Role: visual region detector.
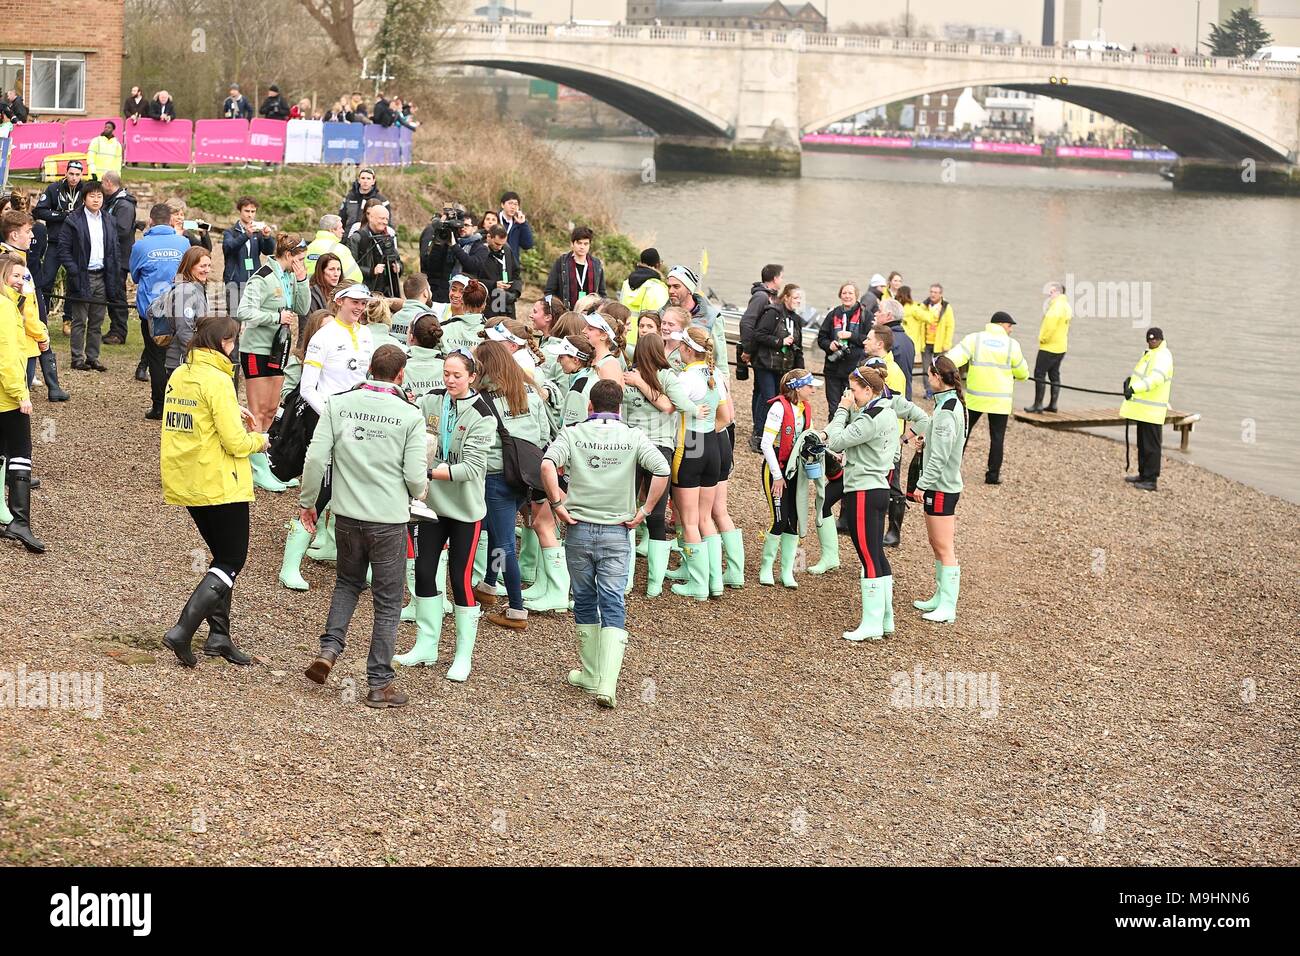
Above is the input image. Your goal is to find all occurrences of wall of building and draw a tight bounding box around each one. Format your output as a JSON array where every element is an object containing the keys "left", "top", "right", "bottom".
[{"left": 0, "top": 0, "right": 122, "bottom": 118}]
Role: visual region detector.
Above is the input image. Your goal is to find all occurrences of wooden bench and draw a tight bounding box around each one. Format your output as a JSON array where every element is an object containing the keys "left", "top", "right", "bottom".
[{"left": 1012, "top": 407, "right": 1201, "bottom": 451}]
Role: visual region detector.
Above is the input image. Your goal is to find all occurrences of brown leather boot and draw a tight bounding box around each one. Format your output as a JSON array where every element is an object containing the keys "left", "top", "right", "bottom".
[
  {"left": 304, "top": 647, "right": 339, "bottom": 684},
  {"left": 473, "top": 583, "right": 500, "bottom": 606},
  {"left": 486, "top": 607, "right": 528, "bottom": 630},
  {"left": 364, "top": 683, "right": 409, "bottom": 708}
]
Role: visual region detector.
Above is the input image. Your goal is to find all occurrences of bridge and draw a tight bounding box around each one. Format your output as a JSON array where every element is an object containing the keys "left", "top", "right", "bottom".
[{"left": 445, "top": 20, "right": 1300, "bottom": 180}]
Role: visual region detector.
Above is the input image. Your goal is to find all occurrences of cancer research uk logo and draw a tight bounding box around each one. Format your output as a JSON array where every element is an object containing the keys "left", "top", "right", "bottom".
[{"left": 50, "top": 886, "right": 152, "bottom": 936}]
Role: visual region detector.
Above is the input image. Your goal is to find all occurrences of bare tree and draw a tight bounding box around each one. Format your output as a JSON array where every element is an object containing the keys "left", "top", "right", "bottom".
[{"left": 295, "top": 0, "right": 365, "bottom": 68}]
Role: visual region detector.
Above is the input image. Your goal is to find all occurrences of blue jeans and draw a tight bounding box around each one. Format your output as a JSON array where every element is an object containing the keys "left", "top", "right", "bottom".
[
  {"left": 565, "top": 521, "right": 630, "bottom": 630},
  {"left": 483, "top": 472, "right": 526, "bottom": 610},
  {"left": 752, "top": 368, "right": 780, "bottom": 436}
]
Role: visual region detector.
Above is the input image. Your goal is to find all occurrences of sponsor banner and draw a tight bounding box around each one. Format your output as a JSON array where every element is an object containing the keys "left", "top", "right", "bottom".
[
  {"left": 972, "top": 141, "right": 1042, "bottom": 155},
  {"left": 193, "top": 119, "right": 250, "bottom": 164},
  {"left": 916, "top": 138, "right": 974, "bottom": 150},
  {"left": 398, "top": 126, "right": 414, "bottom": 165},
  {"left": 363, "top": 124, "right": 402, "bottom": 165},
  {"left": 64, "top": 117, "right": 124, "bottom": 154},
  {"left": 285, "top": 119, "right": 324, "bottom": 164},
  {"left": 1057, "top": 145, "right": 1131, "bottom": 160},
  {"left": 124, "top": 118, "right": 193, "bottom": 164},
  {"left": 321, "top": 122, "right": 366, "bottom": 164},
  {"left": 1130, "top": 148, "right": 1178, "bottom": 162},
  {"left": 801, "top": 133, "right": 914, "bottom": 149},
  {"left": 245, "top": 118, "right": 287, "bottom": 163},
  {"left": 6, "top": 122, "right": 63, "bottom": 170}
]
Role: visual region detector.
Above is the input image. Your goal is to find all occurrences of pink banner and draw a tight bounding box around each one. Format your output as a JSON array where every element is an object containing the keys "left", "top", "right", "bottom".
[
  {"left": 6, "top": 122, "right": 63, "bottom": 170},
  {"left": 63, "top": 117, "right": 124, "bottom": 154},
  {"left": 972, "top": 141, "right": 1042, "bottom": 156},
  {"left": 244, "top": 119, "right": 287, "bottom": 163},
  {"left": 801, "top": 133, "right": 913, "bottom": 149},
  {"left": 123, "top": 117, "right": 193, "bottom": 164},
  {"left": 194, "top": 118, "right": 250, "bottom": 164},
  {"left": 1056, "top": 145, "right": 1133, "bottom": 160}
]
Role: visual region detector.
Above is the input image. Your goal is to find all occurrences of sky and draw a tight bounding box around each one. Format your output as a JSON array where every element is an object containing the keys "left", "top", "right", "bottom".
[{"left": 504, "top": 0, "right": 1260, "bottom": 49}]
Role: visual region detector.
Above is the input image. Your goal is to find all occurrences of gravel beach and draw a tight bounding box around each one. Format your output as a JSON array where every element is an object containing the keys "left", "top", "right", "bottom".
[{"left": 1, "top": 341, "right": 1296, "bottom": 866}]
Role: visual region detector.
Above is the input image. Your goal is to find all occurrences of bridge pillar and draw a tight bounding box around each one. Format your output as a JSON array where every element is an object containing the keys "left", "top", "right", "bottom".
[
  {"left": 1171, "top": 158, "right": 1300, "bottom": 195},
  {"left": 655, "top": 41, "right": 804, "bottom": 177}
]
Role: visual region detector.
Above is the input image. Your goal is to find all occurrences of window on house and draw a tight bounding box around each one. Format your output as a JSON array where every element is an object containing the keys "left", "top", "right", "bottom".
[
  {"left": 922, "top": 94, "right": 931, "bottom": 106},
  {"left": 29, "top": 52, "right": 84, "bottom": 111},
  {"left": 918, "top": 110, "right": 927, "bottom": 124},
  {"left": 938, "top": 111, "right": 946, "bottom": 126},
  {"left": 940, "top": 94, "right": 949, "bottom": 107},
  {"left": 0, "top": 52, "right": 23, "bottom": 100}
]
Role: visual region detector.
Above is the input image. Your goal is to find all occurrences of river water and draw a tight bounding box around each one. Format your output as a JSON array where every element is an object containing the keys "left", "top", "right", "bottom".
[{"left": 548, "top": 137, "right": 1300, "bottom": 503}]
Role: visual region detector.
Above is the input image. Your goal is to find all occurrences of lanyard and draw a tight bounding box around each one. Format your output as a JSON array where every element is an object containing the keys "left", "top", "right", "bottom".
[{"left": 574, "top": 260, "right": 588, "bottom": 290}]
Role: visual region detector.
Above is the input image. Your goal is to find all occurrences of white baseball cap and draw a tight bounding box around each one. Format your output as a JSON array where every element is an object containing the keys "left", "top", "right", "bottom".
[
  {"left": 449, "top": 274, "right": 471, "bottom": 288},
  {"left": 333, "top": 284, "right": 371, "bottom": 301}
]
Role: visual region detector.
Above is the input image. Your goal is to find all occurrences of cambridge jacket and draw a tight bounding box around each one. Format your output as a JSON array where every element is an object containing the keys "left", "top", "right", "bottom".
[
  {"left": 299, "top": 380, "right": 429, "bottom": 525},
  {"left": 160, "top": 349, "right": 267, "bottom": 506},
  {"left": 481, "top": 388, "right": 551, "bottom": 474},
  {"left": 914, "top": 389, "right": 966, "bottom": 493},
  {"left": 825, "top": 399, "right": 900, "bottom": 492},
  {"left": 236, "top": 261, "right": 309, "bottom": 356},
  {"left": 417, "top": 389, "right": 495, "bottom": 523}
]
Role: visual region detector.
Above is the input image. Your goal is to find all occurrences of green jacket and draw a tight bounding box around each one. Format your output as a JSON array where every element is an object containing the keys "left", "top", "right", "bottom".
[
  {"left": 417, "top": 389, "right": 494, "bottom": 522},
  {"left": 299, "top": 379, "right": 428, "bottom": 524},
  {"left": 390, "top": 300, "right": 427, "bottom": 341},
  {"left": 561, "top": 368, "right": 597, "bottom": 427},
  {"left": 545, "top": 415, "right": 670, "bottom": 525},
  {"left": 825, "top": 399, "right": 900, "bottom": 492},
  {"left": 404, "top": 346, "right": 445, "bottom": 397},
  {"left": 368, "top": 322, "right": 406, "bottom": 353},
  {"left": 440, "top": 311, "right": 485, "bottom": 356},
  {"left": 236, "top": 261, "right": 309, "bottom": 356},
  {"left": 482, "top": 389, "right": 551, "bottom": 474},
  {"left": 623, "top": 367, "right": 693, "bottom": 449},
  {"left": 916, "top": 389, "right": 965, "bottom": 493}
]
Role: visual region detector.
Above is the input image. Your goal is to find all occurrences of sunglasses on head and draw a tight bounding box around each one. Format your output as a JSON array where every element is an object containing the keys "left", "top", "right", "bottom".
[{"left": 295, "top": 239, "right": 308, "bottom": 250}]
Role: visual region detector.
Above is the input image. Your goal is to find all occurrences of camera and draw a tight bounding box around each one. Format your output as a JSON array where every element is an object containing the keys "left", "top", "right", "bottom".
[{"left": 430, "top": 204, "right": 466, "bottom": 244}]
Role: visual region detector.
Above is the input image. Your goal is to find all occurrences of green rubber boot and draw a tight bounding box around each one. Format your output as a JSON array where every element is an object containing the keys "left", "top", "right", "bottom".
[
  {"left": 844, "top": 577, "right": 886, "bottom": 642},
  {"left": 921, "top": 564, "right": 960, "bottom": 623},
  {"left": 399, "top": 558, "right": 417, "bottom": 622},
  {"left": 758, "top": 533, "right": 780, "bottom": 586},
  {"left": 518, "top": 526, "right": 540, "bottom": 585},
  {"left": 445, "top": 604, "right": 481, "bottom": 682},
  {"left": 720, "top": 529, "right": 745, "bottom": 588},
  {"left": 806, "top": 519, "right": 841, "bottom": 575},
  {"left": 644, "top": 538, "right": 672, "bottom": 597},
  {"left": 595, "top": 627, "right": 629, "bottom": 709},
  {"left": 883, "top": 575, "right": 895, "bottom": 635},
  {"left": 471, "top": 529, "right": 488, "bottom": 587},
  {"left": 779, "top": 533, "right": 800, "bottom": 588},
  {"left": 0, "top": 459, "right": 12, "bottom": 527},
  {"left": 635, "top": 523, "right": 649, "bottom": 557},
  {"left": 250, "top": 451, "right": 290, "bottom": 493},
  {"left": 912, "top": 561, "right": 943, "bottom": 612},
  {"left": 393, "top": 595, "right": 444, "bottom": 666},
  {"left": 670, "top": 543, "right": 709, "bottom": 601},
  {"left": 306, "top": 509, "right": 336, "bottom": 562},
  {"left": 624, "top": 529, "right": 636, "bottom": 596},
  {"left": 705, "top": 534, "right": 724, "bottom": 598},
  {"left": 525, "top": 546, "right": 570, "bottom": 613},
  {"left": 278, "top": 519, "right": 312, "bottom": 591},
  {"left": 567, "top": 622, "right": 601, "bottom": 692},
  {"left": 664, "top": 529, "right": 687, "bottom": 581}
]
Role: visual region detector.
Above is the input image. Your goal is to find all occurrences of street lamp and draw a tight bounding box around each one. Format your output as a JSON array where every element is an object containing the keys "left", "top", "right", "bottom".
[{"left": 1194, "top": 0, "right": 1201, "bottom": 53}]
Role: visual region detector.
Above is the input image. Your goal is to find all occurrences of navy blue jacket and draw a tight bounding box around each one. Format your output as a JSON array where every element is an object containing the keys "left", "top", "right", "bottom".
[
  {"left": 221, "top": 222, "right": 275, "bottom": 286},
  {"left": 56, "top": 207, "right": 123, "bottom": 303},
  {"left": 498, "top": 212, "right": 534, "bottom": 257}
]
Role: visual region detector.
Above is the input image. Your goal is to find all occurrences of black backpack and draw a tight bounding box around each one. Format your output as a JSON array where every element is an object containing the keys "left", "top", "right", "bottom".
[
  {"left": 267, "top": 386, "right": 318, "bottom": 482},
  {"left": 477, "top": 394, "right": 544, "bottom": 492}
]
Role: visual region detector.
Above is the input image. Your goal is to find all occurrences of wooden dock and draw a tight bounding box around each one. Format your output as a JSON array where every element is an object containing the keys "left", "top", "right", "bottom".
[{"left": 1013, "top": 407, "right": 1201, "bottom": 451}]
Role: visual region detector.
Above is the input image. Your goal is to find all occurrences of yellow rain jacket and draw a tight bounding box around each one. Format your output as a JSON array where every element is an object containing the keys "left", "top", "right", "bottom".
[
  {"left": 1120, "top": 341, "right": 1174, "bottom": 425},
  {"left": 1038, "top": 294, "right": 1072, "bottom": 354},
  {"left": 160, "top": 348, "right": 267, "bottom": 506},
  {"left": 0, "top": 243, "right": 48, "bottom": 359},
  {"left": 0, "top": 286, "right": 31, "bottom": 412}
]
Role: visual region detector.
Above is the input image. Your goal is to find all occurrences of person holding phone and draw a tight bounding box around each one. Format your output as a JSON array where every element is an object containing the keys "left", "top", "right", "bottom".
[{"left": 497, "top": 191, "right": 534, "bottom": 258}]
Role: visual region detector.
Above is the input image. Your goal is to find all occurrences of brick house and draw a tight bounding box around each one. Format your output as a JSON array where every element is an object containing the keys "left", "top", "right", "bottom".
[{"left": 0, "top": 0, "right": 124, "bottom": 119}]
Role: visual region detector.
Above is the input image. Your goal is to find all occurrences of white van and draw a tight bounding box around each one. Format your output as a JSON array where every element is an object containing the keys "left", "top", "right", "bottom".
[{"left": 1250, "top": 46, "right": 1300, "bottom": 62}]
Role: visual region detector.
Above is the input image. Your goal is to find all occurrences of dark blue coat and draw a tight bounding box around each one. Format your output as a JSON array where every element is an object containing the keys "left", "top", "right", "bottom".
[{"left": 56, "top": 207, "right": 123, "bottom": 303}]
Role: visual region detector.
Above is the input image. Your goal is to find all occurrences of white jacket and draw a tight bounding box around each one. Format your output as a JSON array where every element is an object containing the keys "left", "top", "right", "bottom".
[{"left": 301, "top": 318, "right": 374, "bottom": 415}]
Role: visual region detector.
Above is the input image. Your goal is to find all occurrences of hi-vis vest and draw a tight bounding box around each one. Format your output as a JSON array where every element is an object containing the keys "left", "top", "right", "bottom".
[
  {"left": 1120, "top": 342, "right": 1174, "bottom": 425},
  {"left": 948, "top": 324, "right": 1027, "bottom": 415}
]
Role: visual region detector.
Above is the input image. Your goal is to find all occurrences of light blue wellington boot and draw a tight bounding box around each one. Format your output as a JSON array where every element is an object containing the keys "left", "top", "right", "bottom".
[
  {"left": 278, "top": 520, "right": 312, "bottom": 591},
  {"left": 921, "top": 565, "right": 960, "bottom": 624},
  {"left": 567, "top": 622, "right": 601, "bottom": 692},
  {"left": 394, "top": 595, "right": 445, "bottom": 666},
  {"left": 446, "top": 605, "right": 481, "bottom": 681},
  {"left": 720, "top": 529, "right": 746, "bottom": 588},
  {"left": 844, "top": 577, "right": 886, "bottom": 642}
]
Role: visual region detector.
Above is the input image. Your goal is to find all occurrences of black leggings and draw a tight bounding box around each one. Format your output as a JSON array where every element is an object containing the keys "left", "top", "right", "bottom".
[
  {"left": 841, "top": 488, "right": 891, "bottom": 578},
  {"left": 823, "top": 472, "right": 844, "bottom": 520},
  {"left": 762, "top": 460, "right": 800, "bottom": 536},
  {"left": 412, "top": 516, "right": 482, "bottom": 607},
  {"left": 638, "top": 443, "right": 673, "bottom": 540},
  {"left": 0, "top": 409, "right": 33, "bottom": 471},
  {"left": 186, "top": 502, "right": 250, "bottom": 582}
]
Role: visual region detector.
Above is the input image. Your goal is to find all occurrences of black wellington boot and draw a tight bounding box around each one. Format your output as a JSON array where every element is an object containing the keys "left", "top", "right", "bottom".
[
  {"left": 40, "top": 350, "right": 70, "bottom": 402},
  {"left": 883, "top": 497, "right": 904, "bottom": 548},
  {"left": 2, "top": 472, "right": 45, "bottom": 553},
  {"left": 1025, "top": 380, "right": 1045, "bottom": 413},
  {"left": 203, "top": 588, "right": 252, "bottom": 665},
  {"left": 1045, "top": 384, "right": 1060, "bottom": 413},
  {"left": 163, "top": 572, "right": 229, "bottom": 668}
]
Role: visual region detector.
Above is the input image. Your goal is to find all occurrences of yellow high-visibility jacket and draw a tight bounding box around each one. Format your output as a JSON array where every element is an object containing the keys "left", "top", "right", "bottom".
[
  {"left": 1120, "top": 341, "right": 1174, "bottom": 425},
  {"left": 1038, "top": 294, "right": 1072, "bottom": 354},
  {"left": 160, "top": 348, "right": 267, "bottom": 506},
  {"left": 0, "top": 286, "right": 31, "bottom": 412},
  {"left": 86, "top": 135, "right": 124, "bottom": 177},
  {"left": 945, "top": 324, "right": 1029, "bottom": 415}
]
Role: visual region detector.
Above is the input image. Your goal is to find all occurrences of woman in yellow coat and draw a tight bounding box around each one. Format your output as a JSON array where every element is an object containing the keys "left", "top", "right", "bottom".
[
  {"left": 160, "top": 315, "right": 269, "bottom": 668},
  {"left": 0, "top": 254, "right": 43, "bottom": 552}
]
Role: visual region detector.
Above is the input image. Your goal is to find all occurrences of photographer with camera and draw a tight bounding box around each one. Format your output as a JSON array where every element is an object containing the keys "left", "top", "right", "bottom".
[
  {"left": 817, "top": 282, "right": 867, "bottom": 417},
  {"left": 452, "top": 224, "right": 521, "bottom": 320},
  {"left": 419, "top": 204, "right": 477, "bottom": 302},
  {"left": 348, "top": 201, "right": 402, "bottom": 300}
]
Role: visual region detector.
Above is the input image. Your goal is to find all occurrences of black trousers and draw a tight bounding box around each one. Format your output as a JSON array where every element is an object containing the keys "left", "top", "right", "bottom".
[
  {"left": 186, "top": 502, "right": 250, "bottom": 581},
  {"left": 824, "top": 375, "right": 848, "bottom": 419},
  {"left": 762, "top": 461, "right": 800, "bottom": 536},
  {"left": 637, "top": 443, "right": 673, "bottom": 540},
  {"left": 412, "top": 516, "right": 482, "bottom": 606},
  {"left": 141, "top": 318, "right": 168, "bottom": 412},
  {"left": 1136, "top": 421, "right": 1162, "bottom": 480},
  {"left": 841, "top": 487, "right": 891, "bottom": 578},
  {"left": 966, "top": 410, "right": 1008, "bottom": 477},
  {"left": 106, "top": 269, "right": 130, "bottom": 341},
  {"left": 1034, "top": 350, "right": 1064, "bottom": 385}
]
